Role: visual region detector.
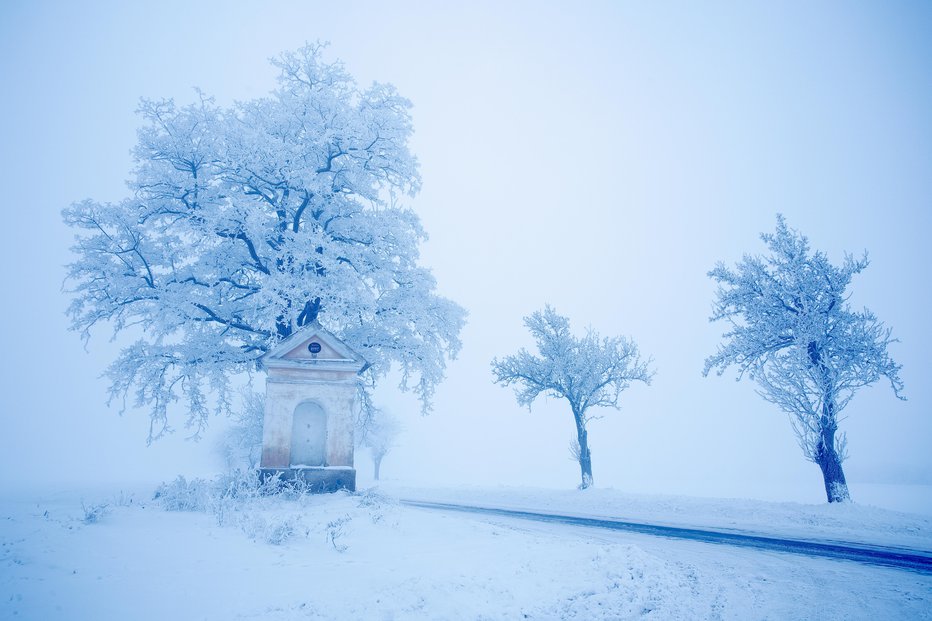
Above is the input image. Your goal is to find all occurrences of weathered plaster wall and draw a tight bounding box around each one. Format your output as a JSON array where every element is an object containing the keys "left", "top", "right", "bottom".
[{"left": 260, "top": 371, "right": 357, "bottom": 469}]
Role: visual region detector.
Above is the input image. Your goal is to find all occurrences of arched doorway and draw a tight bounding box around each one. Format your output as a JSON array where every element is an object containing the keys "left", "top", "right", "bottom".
[{"left": 291, "top": 401, "right": 327, "bottom": 466}]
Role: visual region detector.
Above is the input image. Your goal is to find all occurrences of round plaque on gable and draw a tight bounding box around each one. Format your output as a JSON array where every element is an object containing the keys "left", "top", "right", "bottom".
[{"left": 308, "top": 342, "right": 322, "bottom": 354}]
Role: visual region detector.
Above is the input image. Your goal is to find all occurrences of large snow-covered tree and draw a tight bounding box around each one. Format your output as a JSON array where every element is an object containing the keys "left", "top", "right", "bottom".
[
  {"left": 63, "top": 44, "right": 466, "bottom": 442},
  {"left": 703, "top": 215, "right": 904, "bottom": 503},
  {"left": 491, "top": 307, "right": 653, "bottom": 489}
]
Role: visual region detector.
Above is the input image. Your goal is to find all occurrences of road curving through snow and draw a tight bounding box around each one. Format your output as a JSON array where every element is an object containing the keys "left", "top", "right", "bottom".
[{"left": 402, "top": 499, "right": 932, "bottom": 574}]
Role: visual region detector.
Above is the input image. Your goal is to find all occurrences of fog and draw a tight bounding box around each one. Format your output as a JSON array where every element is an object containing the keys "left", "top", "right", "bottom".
[{"left": 2, "top": 1, "right": 930, "bottom": 508}]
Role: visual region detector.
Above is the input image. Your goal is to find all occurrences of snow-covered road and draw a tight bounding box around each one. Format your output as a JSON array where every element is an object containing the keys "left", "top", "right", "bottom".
[
  {"left": 423, "top": 507, "right": 932, "bottom": 620},
  {"left": 3, "top": 486, "right": 931, "bottom": 619},
  {"left": 402, "top": 499, "right": 932, "bottom": 573}
]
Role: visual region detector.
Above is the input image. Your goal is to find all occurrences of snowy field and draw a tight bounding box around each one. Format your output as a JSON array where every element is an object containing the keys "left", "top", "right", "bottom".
[{"left": 2, "top": 482, "right": 931, "bottom": 620}]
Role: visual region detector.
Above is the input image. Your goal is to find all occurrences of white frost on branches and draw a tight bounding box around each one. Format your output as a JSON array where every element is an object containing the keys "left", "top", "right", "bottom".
[
  {"left": 492, "top": 307, "right": 652, "bottom": 422},
  {"left": 491, "top": 306, "right": 652, "bottom": 488},
  {"left": 703, "top": 215, "right": 904, "bottom": 501},
  {"left": 63, "top": 44, "right": 466, "bottom": 442}
]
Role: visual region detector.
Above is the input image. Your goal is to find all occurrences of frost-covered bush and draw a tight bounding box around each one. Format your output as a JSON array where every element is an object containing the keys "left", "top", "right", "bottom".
[
  {"left": 326, "top": 515, "right": 351, "bottom": 552},
  {"left": 355, "top": 487, "right": 398, "bottom": 524},
  {"left": 264, "top": 518, "right": 298, "bottom": 546},
  {"left": 214, "top": 469, "right": 267, "bottom": 500},
  {"left": 155, "top": 469, "right": 287, "bottom": 514},
  {"left": 153, "top": 470, "right": 395, "bottom": 550},
  {"left": 153, "top": 476, "right": 213, "bottom": 512},
  {"left": 81, "top": 501, "right": 110, "bottom": 524},
  {"left": 238, "top": 511, "right": 299, "bottom": 545},
  {"left": 254, "top": 472, "right": 313, "bottom": 499}
]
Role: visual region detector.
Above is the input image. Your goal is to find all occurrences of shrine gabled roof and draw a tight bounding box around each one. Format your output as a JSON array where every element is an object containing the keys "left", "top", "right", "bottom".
[{"left": 261, "top": 322, "right": 368, "bottom": 373}]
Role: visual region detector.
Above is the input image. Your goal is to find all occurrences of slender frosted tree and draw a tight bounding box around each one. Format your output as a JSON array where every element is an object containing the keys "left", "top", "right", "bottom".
[
  {"left": 218, "top": 390, "right": 265, "bottom": 471},
  {"left": 361, "top": 409, "right": 402, "bottom": 481},
  {"left": 704, "top": 216, "right": 904, "bottom": 502},
  {"left": 63, "top": 44, "right": 466, "bottom": 442},
  {"left": 492, "top": 307, "right": 653, "bottom": 489}
]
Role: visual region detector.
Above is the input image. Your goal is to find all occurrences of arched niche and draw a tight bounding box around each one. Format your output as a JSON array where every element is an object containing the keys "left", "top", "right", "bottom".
[{"left": 290, "top": 401, "right": 327, "bottom": 467}]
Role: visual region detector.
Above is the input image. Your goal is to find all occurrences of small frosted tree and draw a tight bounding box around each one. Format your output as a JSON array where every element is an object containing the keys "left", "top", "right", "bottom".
[
  {"left": 217, "top": 390, "right": 264, "bottom": 471},
  {"left": 62, "top": 44, "right": 465, "bottom": 442},
  {"left": 361, "top": 409, "right": 402, "bottom": 481},
  {"left": 704, "top": 216, "right": 904, "bottom": 503},
  {"left": 492, "top": 306, "right": 653, "bottom": 489}
]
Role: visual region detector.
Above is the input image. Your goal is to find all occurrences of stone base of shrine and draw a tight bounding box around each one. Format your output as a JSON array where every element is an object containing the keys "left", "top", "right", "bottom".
[{"left": 258, "top": 467, "right": 356, "bottom": 493}]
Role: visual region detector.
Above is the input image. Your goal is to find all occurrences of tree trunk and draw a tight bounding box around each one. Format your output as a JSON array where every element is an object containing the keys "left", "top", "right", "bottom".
[
  {"left": 810, "top": 345, "right": 850, "bottom": 503},
  {"left": 573, "top": 410, "right": 593, "bottom": 489},
  {"left": 373, "top": 453, "right": 383, "bottom": 481},
  {"left": 297, "top": 297, "right": 321, "bottom": 326},
  {"left": 815, "top": 421, "right": 850, "bottom": 503}
]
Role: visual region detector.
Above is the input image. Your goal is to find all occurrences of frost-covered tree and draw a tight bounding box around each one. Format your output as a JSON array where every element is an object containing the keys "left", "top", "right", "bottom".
[
  {"left": 217, "top": 390, "right": 264, "bottom": 471},
  {"left": 360, "top": 409, "right": 402, "bottom": 481},
  {"left": 704, "top": 216, "right": 904, "bottom": 503},
  {"left": 63, "top": 44, "right": 466, "bottom": 442},
  {"left": 491, "top": 307, "right": 653, "bottom": 489}
]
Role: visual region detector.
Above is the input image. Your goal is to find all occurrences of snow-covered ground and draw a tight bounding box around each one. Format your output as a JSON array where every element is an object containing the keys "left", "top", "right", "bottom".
[{"left": 2, "top": 482, "right": 931, "bottom": 620}]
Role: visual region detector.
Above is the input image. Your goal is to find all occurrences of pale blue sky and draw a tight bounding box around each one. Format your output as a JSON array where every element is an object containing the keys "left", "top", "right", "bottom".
[{"left": 1, "top": 1, "right": 930, "bottom": 507}]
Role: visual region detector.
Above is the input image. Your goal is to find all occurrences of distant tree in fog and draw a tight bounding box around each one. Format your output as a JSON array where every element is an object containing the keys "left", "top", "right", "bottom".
[
  {"left": 704, "top": 215, "right": 905, "bottom": 503},
  {"left": 218, "top": 390, "right": 264, "bottom": 471},
  {"left": 492, "top": 306, "right": 653, "bottom": 489},
  {"left": 360, "top": 409, "right": 402, "bottom": 481}
]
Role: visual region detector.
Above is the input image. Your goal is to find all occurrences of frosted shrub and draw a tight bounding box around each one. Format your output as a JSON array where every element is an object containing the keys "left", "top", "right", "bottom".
[
  {"left": 216, "top": 469, "right": 263, "bottom": 501},
  {"left": 155, "top": 470, "right": 285, "bottom": 515},
  {"left": 154, "top": 471, "right": 312, "bottom": 545},
  {"left": 153, "top": 476, "right": 212, "bottom": 512},
  {"left": 152, "top": 472, "right": 392, "bottom": 551},
  {"left": 154, "top": 472, "right": 310, "bottom": 515},
  {"left": 256, "top": 472, "right": 312, "bottom": 499},
  {"left": 327, "top": 515, "right": 351, "bottom": 552},
  {"left": 355, "top": 488, "right": 396, "bottom": 524},
  {"left": 263, "top": 516, "right": 298, "bottom": 546},
  {"left": 81, "top": 502, "right": 110, "bottom": 524},
  {"left": 355, "top": 487, "right": 390, "bottom": 509},
  {"left": 237, "top": 512, "right": 298, "bottom": 545},
  {"left": 236, "top": 512, "right": 268, "bottom": 541}
]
